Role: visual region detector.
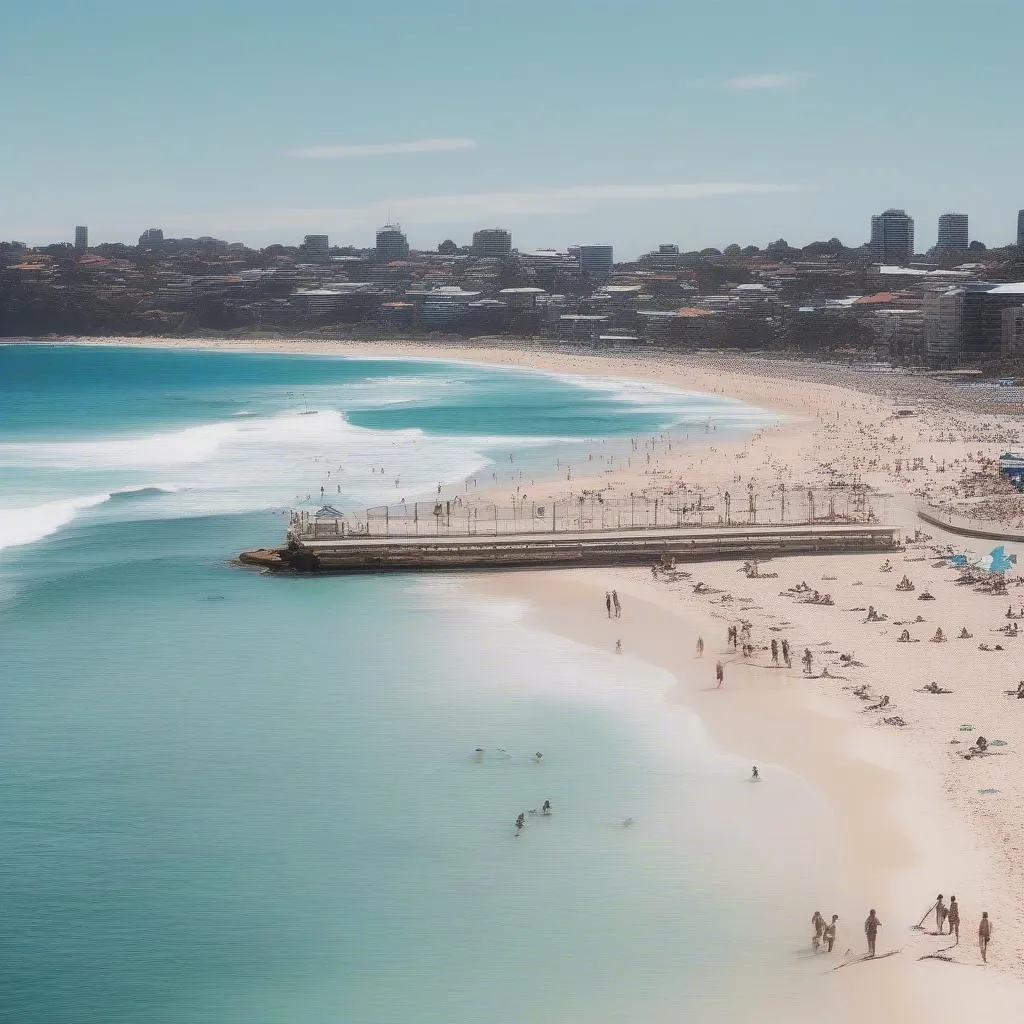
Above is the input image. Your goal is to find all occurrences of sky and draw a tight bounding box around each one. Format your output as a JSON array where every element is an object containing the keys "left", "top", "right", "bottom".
[{"left": 2, "top": 0, "right": 1024, "bottom": 258}]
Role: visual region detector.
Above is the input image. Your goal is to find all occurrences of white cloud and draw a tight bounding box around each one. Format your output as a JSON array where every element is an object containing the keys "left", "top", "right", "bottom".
[
  {"left": 726, "top": 71, "right": 811, "bottom": 91},
  {"left": 221, "top": 181, "right": 810, "bottom": 235},
  {"left": 289, "top": 137, "right": 477, "bottom": 159}
]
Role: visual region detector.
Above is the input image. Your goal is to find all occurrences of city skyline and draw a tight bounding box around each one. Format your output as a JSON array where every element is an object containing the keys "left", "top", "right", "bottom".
[{"left": 4, "top": 0, "right": 1024, "bottom": 257}]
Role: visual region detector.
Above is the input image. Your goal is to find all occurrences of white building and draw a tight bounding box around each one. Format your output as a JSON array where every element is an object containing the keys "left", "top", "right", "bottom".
[{"left": 419, "top": 287, "right": 481, "bottom": 329}]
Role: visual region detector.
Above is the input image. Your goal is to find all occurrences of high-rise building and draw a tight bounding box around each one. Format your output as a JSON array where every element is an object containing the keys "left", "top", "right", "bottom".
[
  {"left": 138, "top": 227, "right": 164, "bottom": 249},
  {"left": 579, "top": 244, "right": 614, "bottom": 279},
  {"left": 471, "top": 228, "right": 512, "bottom": 258},
  {"left": 1017, "top": 209, "right": 1024, "bottom": 250},
  {"left": 375, "top": 223, "right": 409, "bottom": 262},
  {"left": 74, "top": 226, "right": 88, "bottom": 251},
  {"left": 870, "top": 209, "right": 915, "bottom": 264},
  {"left": 936, "top": 213, "right": 968, "bottom": 253},
  {"left": 302, "top": 234, "right": 330, "bottom": 261}
]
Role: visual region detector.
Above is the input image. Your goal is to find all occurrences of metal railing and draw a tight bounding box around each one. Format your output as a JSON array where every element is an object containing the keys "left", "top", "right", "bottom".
[{"left": 289, "top": 484, "right": 875, "bottom": 541}]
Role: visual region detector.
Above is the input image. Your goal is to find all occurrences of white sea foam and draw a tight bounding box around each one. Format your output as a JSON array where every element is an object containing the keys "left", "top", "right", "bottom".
[
  {"left": 0, "top": 493, "right": 112, "bottom": 554},
  {"left": 0, "top": 410, "right": 523, "bottom": 534}
]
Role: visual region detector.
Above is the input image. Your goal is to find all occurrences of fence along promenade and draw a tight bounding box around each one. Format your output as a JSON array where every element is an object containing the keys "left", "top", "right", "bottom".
[{"left": 290, "top": 484, "right": 873, "bottom": 542}]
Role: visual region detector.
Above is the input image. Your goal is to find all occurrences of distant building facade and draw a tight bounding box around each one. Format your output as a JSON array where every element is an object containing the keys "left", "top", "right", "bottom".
[
  {"left": 579, "top": 244, "right": 614, "bottom": 279},
  {"left": 1018, "top": 209, "right": 1024, "bottom": 250},
  {"left": 925, "top": 282, "right": 1024, "bottom": 365},
  {"left": 472, "top": 228, "right": 512, "bottom": 258},
  {"left": 375, "top": 223, "right": 409, "bottom": 262},
  {"left": 74, "top": 226, "right": 88, "bottom": 252},
  {"left": 936, "top": 213, "right": 968, "bottom": 253},
  {"left": 138, "top": 228, "right": 164, "bottom": 249},
  {"left": 870, "top": 209, "right": 915, "bottom": 264},
  {"left": 302, "top": 234, "right": 329, "bottom": 261},
  {"left": 1001, "top": 305, "right": 1024, "bottom": 357}
]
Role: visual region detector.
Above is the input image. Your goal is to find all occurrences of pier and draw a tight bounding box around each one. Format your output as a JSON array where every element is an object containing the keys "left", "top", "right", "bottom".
[{"left": 240, "top": 486, "right": 897, "bottom": 573}]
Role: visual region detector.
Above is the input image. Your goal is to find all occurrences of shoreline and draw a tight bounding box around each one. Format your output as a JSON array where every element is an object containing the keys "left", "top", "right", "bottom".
[{"left": 20, "top": 334, "right": 1024, "bottom": 1016}]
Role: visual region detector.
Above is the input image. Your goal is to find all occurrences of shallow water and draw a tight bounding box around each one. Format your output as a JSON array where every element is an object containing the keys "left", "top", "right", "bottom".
[{"left": 0, "top": 344, "right": 836, "bottom": 1022}]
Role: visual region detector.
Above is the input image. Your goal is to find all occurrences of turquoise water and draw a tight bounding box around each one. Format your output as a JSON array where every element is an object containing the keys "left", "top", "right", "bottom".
[{"left": 0, "top": 344, "right": 835, "bottom": 1023}]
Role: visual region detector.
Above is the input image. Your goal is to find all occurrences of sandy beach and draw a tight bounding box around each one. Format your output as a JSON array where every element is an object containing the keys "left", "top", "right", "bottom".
[{"left": 45, "top": 334, "right": 1024, "bottom": 1018}]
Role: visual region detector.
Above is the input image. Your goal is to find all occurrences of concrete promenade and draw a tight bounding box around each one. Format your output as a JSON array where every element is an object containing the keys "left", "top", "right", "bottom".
[{"left": 240, "top": 522, "right": 901, "bottom": 574}]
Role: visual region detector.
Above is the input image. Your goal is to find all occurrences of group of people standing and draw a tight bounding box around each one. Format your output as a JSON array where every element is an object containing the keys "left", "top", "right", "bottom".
[
  {"left": 928, "top": 894, "right": 992, "bottom": 961},
  {"left": 811, "top": 910, "right": 882, "bottom": 956},
  {"left": 811, "top": 898, "right": 993, "bottom": 962}
]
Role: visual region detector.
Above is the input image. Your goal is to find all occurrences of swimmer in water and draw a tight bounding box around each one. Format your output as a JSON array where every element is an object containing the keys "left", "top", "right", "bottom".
[
  {"left": 471, "top": 748, "right": 484, "bottom": 762},
  {"left": 622, "top": 817, "right": 635, "bottom": 828},
  {"left": 541, "top": 799, "right": 551, "bottom": 815},
  {"left": 515, "top": 813, "right": 526, "bottom": 833},
  {"left": 532, "top": 752, "right": 543, "bottom": 762}
]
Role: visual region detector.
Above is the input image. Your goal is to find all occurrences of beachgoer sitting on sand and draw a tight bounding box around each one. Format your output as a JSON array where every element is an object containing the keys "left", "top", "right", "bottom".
[
  {"left": 976, "top": 736, "right": 989, "bottom": 753},
  {"left": 1017, "top": 681, "right": 1024, "bottom": 699},
  {"left": 918, "top": 590, "right": 935, "bottom": 601},
  {"left": 897, "top": 575, "right": 915, "bottom": 591},
  {"left": 880, "top": 559, "right": 892, "bottom": 572},
  {"left": 867, "top": 695, "right": 890, "bottom": 711},
  {"left": 898, "top": 629, "right": 912, "bottom": 642},
  {"left": 959, "top": 627, "right": 973, "bottom": 639},
  {"left": 931, "top": 628, "right": 946, "bottom": 643}
]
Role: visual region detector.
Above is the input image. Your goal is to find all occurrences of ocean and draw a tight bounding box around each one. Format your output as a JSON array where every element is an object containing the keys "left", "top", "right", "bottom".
[{"left": 0, "top": 343, "right": 839, "bottom": 1023}]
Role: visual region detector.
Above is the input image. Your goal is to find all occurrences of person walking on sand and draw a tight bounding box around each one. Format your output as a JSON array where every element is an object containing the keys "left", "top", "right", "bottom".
[
  {"left": 802, "top": 648, "right": 813, "bottom": 675},
  {"left": 864, "top": 909, "right": 881, "bottom": 957},
  {"left": 948, "top": 896, "right": 960, "bottom": 944},
  {"left": 612, "top": 590, "right": 621, "bottom": 618},
  {"left": 696, "top": 635, "right": 704, "bottom": 658},
  {"left": 605, "top": 591, "right": 612, "bottom": 618},
  {"left": 715, "top": 661, "right": 724, "bottom": 688},
  {"left": 823, "top": 914, "right": 838, "bottom": 953},
  {"left": 934, "top": 894, "right": 947, "bottom": 935},
  {"left": 979, "top": 912, "right": 992, "bottom": 962},
  {"left": 782, "top": 638, "right": 791, "bottom": 668},
  {"left": 771, "top": 638, "right": 779, "bottom": 665}
]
